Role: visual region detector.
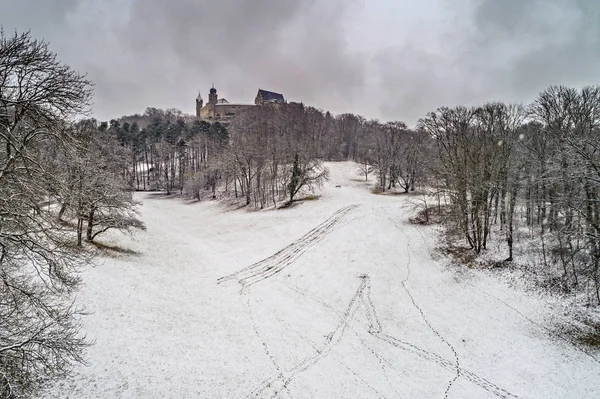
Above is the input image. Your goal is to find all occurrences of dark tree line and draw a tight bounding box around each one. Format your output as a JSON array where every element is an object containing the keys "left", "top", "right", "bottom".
[
  {"left": 108, "top": 102, "right": 432, "bottom": 209},
  {"left": 106, "top": 108, "right": 228, "bottom": 195},
  {"left": 108, "top": 104, "right": 355, "bottom": 208}
]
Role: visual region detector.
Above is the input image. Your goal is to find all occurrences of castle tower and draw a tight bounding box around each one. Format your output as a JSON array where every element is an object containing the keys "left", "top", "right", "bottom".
[
  {"left": 208, "top": 85, "right": 218, "bottom": 105},
  {"left": 195, "top": 90, "right": 203, "bottom": 118}
]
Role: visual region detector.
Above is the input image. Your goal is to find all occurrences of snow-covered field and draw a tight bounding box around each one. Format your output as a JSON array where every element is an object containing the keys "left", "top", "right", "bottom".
[{"left": 43, "top": 162, "right": 600, "bottom": 399}]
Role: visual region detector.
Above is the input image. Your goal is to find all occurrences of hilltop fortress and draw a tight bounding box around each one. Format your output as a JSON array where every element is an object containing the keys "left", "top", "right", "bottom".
[{"left": 195, "top": 86, "right": 286, "bottom": 122}]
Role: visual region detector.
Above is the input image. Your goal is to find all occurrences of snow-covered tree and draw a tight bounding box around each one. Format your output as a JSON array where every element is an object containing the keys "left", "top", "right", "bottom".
[{"left": 0, "top": 30, "right": 93, "bottom": 398}]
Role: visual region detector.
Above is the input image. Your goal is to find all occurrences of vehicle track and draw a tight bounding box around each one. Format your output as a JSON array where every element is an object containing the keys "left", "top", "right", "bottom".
[
  {"left": 244, "top": 293, "right": 293, "bottom": 398},
  {"left": 255, "top": 294, "right": 387, "bottom": 399},
  {"left": 280, "top": 275, "right": 521, "bottom": 399},
  {"left": 217, "top": 205, "right": 358, "bottom": 288},
  {"left": 374, "top": 333, "right": 519, "bottom": 399},
  {"left": 397, "top": 221, "right": 461, "bottom": 399},
  {"left": 285, "top": 281, "right": 404, "bottom": 396},
  {"left": 401, "top": 199, "right": 600, "bottom": 367},
  {"left": 246, "top": 275, "right": 370, "bottom": 398}
]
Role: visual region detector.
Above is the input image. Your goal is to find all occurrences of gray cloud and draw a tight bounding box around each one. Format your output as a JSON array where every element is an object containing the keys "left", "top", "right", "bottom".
[
  {"left": 1, "top": 0, "right": 365, "bottom": 119},
  {"left": 480, "top": 0, "right": 600, "bottom": 94},
  {"left": 375, "top": 0, "right": 600, "bottom": 125},
  {"left": 1, "top": 0, "right": 599, "bottom": 126},
  {"left": 0, "top": 0, "right": 80, "bottom": 28},
  {"left": 105, "top": 0, "right": 366, "bottom": 118},
  {"left": 0, "top": 0, "right": 81, "bottom": 55}
]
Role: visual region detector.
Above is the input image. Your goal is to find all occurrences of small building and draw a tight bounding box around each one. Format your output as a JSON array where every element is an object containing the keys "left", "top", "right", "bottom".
[{"left": 254, "top": 89, "right": 285, "bottom": 105}]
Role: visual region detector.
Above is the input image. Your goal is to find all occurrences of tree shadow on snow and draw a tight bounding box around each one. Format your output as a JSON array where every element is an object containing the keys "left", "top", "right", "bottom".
[
  {"left": 278, "top": 195, "right": 321, "bottom": 210},
  {"left": 142, "top": 191, "right": 184, "bottom": 200},
  {"left": 91, "top": 241, "right": 140, "bottom": 257}
]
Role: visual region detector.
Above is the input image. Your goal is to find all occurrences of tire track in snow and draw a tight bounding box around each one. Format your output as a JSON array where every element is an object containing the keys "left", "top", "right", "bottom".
[
  {"left": 244, "top": 293, "right": 293, "bottom": 398},
  {"left": 283, "top": 281, "right": 404, "bottom": 397},
  {"left": 245, "top": 276, "right": 372, "bottom": 398},
  {"left": 357, "top": 280, "right": 404, "bottom": 396},
  {"left": 386, "top": 205, "right": 462, "bottom": 399},
  {"left": 217, "top": 205, "right": 358, "bottom": 288},
  {"left": 282, "top": 280, "right": 427, "bottom": 387},
  {"left": 374, "top": 333, "right": 519, "bottom": 399},
  {"left": 259, "top": 297, "right": 387, "bottom": 399},
  {"left": 224, "top": 206, "right": 358, "bottom": 397},
  {"left": 282, "top": 275, "right": 521, "bottom": 399}
]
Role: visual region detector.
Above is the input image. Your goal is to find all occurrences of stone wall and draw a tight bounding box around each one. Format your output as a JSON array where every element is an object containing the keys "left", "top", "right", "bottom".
[
  {"left": 195, "top": 99, "right": 203, "bottom": 118},
  {"left": 200, "top": 103, "right": 255, "bottom": 121},
  {"left": 199, "top": 104, "right": 215, "bottom": 120},
  {"left": 215, "top": 104, "right": 254, "bottom": 118}
]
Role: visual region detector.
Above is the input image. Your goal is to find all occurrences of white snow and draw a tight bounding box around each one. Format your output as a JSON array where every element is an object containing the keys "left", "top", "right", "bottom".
[{"left": 42, "top": 162, "right": 600, "bottom": 399}]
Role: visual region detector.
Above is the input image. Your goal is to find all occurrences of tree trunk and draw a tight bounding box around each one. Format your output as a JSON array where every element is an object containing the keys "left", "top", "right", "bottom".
[
  {"left": 58, "top": 202, "right": 67, "bottom": 221},
  {"left": 133, "top": 154, "right": 139, "bottom": 190},
  {"left": 164, "top": 156, "right": 171, "bottom": 195},
  {"left": 77, "top": 217, "right": 84, "bottom": 246},
  {"left": 86, "top": 207, "right": 96, "bottom": 242},
  {"left": 506, "top": 183, "right": 518, "bottom": 261},
  {"left": 245, "top": 179, "right": 251, "bottom": 205}
]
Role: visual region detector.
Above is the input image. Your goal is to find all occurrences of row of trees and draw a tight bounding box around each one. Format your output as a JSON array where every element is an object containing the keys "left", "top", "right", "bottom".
[
  {"left": 108, "top": 104, "right": 431, "bottom": 208},
  {"left": 109, "top": 104, "right": 345, "bottom": 208},
  {"left": 1, "top": 31, "right": 144, "bottom": 398},
  {"left": 419, "top": 87, "right": 600, "bottom": 303},
  {"left": 227, "top": 104, "right": 329, "bottom": 207},
  {"left": 356, "top": 120, "right": 430, "bottom": 193},
  {"left": 105, "top": 82, "right": 599, "bottom": 303},
  {"left": 107, "top": 111, "right": 228, "bottom": 195}
]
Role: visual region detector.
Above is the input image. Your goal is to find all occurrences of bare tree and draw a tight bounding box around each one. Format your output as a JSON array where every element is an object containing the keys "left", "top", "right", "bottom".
[
  {"left": 53, "top": 119, "right": 145, "bottom": 246},
  {"left": 286, "top": 152, "right": 329, "bottom": 203},
  {"left": 420, "top": 106, "right": 479, "bottom": 250},
  {"left": 357, "top": 153, "right": 374, "bottom": 181},
  {"left": 0, "top": 30, "right": 93, "bottom": 398},
  {"left": 369, "top": 121, "right": 406, "bottom": 192}
]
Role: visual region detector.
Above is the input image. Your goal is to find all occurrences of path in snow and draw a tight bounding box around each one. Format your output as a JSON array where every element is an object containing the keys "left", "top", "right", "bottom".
[{"left": 42, "top": 162, "right": 600, "bottom": 399}]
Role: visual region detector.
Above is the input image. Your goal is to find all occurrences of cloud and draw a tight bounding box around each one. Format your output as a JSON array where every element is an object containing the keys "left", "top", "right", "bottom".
[
  {"left": 106, "top": 0, "right": 366, "bottom": 118},
  {"left": 374, "top": 0, "right": 600, "bottom": 126},
  {"left": 474, "top": 0, "right": 600, "bottom": 94},
  {"left": 1, "top": 0, "right": 366, "bottom": 119},
  {"left": 2, "top": 0, "right": 599, "bottom": 126}
]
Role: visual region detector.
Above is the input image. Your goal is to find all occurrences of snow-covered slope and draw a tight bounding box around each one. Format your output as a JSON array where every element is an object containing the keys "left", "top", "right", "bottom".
[{"left": 43, "top": 162, "right": 600, "bottom": 399}]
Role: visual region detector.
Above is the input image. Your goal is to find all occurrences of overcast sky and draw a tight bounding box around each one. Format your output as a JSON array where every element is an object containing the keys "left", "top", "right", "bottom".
[{"left": 1, "top": 0, "right": 598, "bottom": 126}]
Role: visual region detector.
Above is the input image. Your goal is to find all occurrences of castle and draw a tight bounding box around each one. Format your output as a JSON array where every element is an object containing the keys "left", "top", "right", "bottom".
[{"left": 195, "top": 86, "right": 286, "bottom": 122}]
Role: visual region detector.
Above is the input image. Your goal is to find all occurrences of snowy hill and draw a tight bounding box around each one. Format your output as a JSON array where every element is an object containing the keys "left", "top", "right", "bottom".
[{"left": 42, "top": 162, "right": 600, "bottom": 399}]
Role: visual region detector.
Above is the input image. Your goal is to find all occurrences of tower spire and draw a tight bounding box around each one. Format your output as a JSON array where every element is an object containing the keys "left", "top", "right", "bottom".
[
  {"left": 208, "top": 83, "right": 218, "bottom": 104},
  {"left": 195, "top": 89, "right": 204, "bottom": 118}
]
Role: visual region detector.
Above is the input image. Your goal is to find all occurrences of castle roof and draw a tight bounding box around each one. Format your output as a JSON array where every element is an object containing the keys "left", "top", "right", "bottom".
[{"left": 257, "top": 89, "right": 285, "bottom": 102}]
